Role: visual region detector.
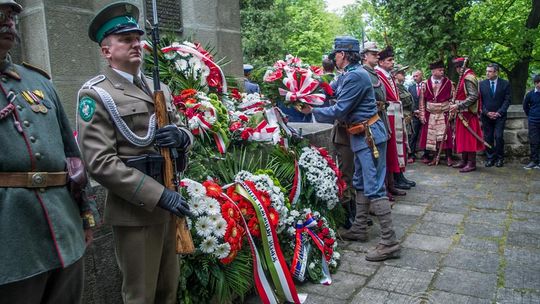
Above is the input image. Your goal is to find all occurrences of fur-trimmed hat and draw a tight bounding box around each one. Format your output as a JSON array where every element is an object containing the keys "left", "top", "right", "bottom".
[
  {"left": 378, "top": 46, "right": 394, "bottom": 61},
  {"left": 429, "top": 59, "right": 445, "bottom": 70}
]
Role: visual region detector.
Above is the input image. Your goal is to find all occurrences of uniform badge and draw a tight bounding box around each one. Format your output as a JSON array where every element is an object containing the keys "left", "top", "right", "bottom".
[{"left": 79, "top": 96, "right": 96, "bottom": 122}]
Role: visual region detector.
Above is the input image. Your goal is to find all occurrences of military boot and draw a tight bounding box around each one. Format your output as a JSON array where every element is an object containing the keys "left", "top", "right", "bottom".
[
  {"left": 460, "top": 152, "right": 477, "bottom": 173},
  {"left": 365, "top": 197, "right": 401, "bottom": 261},
  {"left": 340, "top": 192, "right": 370, "bottom": 242},
  {"left": 453, "top": 152, "right": 468, "bottom": 169}
]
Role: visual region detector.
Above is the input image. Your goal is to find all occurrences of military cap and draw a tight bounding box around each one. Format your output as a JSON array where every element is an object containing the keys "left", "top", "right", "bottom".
[
  {"left": 243, "top": 64, "right": 254, "bottom": 73},
  {"left": 361, "top": 41, "right": 380, "bottom": 54},
  {"left": 392, "top": 64, "right": 409, "bottom": 75},
  {"left": 88, "top": 2, "right": 144, "bottom": 44},
  {"left": 328, "top": 36, "right": 360, "bottom": 60},
  {"left": 378, "top": 46, "right": 394, "bottom": 61},
  {"left": 429, "top": 59, "right": 445, "bottom": 70},
  {"left": 0, "top": 0, "right": 22, "bottom": 13}
]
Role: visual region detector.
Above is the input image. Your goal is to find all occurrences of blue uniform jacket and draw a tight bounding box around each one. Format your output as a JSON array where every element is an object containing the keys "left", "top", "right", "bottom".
[{"left": 313, "top": 64, "right": 387, "bottom": 152}]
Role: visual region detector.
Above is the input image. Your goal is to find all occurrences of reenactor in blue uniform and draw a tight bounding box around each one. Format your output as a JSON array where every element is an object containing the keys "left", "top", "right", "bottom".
[
  {"left": 243, "top": 64, "right": 260, "bottom": 94},
  {"left": 0, "top": 1, "right": 98, "bottom": 302},
  {"left": 301, "top": 36, "right": 400, "bottom": 261},
  {"left": 76, "top": 3, "right": 193, "bottom": 303}
]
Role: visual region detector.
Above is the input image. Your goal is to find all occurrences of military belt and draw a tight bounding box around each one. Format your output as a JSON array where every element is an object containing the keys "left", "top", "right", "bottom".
[
  {"left": 0, "top": 172, "right": 68, "bottom": 188},
  {"left": 347, "top": 113, "right": 380, "bottom": 135}
]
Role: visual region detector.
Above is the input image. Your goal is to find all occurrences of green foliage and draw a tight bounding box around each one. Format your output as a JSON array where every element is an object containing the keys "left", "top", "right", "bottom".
[
  {"left": 241, "top": 0, "right": 343, "bottom": 69},
  {"left": 178, "top": 251, "right": 253, "bottom": 303}
]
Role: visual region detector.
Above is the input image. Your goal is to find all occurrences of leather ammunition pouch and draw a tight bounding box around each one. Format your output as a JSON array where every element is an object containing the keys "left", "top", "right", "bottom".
[
  {"left": 347, "top": 114, "right": 380, "bottom": 135},
  {"left": 125, "top": 154, "right": 165, "bottom": 184},
  {"left": 124, "top": 152, "right": 188, "bottom": 185}
]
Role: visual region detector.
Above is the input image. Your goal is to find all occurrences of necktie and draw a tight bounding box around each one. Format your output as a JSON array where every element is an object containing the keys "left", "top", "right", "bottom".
[
  {"left": 490, "top": 81, "right": 495, "bottom": 95},
  {"left": 134, "top": 76, "right": 151, "bottom": 96}
]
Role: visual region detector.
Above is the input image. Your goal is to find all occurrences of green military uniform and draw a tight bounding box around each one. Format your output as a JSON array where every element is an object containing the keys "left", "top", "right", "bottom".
[
  {"left": 363, "top": 64, "right": 390, "bottom": 135},
  {"left": 0, "top": 56, "right": 97, "bottom": 299},
  {"left": 76, "top": 3, "right": 192, "bottom": 303},
  {"left": 397, "top": 82, "right": 414, "bottom": 142}
]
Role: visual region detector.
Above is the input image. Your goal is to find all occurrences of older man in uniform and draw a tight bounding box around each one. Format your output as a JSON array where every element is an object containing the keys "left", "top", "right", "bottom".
[
  {"left": 301, "top": 36, "right": 400, "bottom": 262},
  {"left": 376, "top": 46, "right": 415, "bottom": 191},
  {"left": 418, "top": 60, "right": 454, "bottom": 166},
  {"left": 0, "top": 1, "right": 98, "bottom": 303},
  {"left": 361, "top": 42, "right": 404, "bottom": 201},
  {"left": 76, "top": 3, "right": 192, "bottom": 303},
  {"left": 449, "top": 57, "right": 485, "bottom": 172}
]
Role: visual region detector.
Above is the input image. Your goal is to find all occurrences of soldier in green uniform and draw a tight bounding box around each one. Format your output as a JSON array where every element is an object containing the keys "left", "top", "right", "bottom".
[
  {"left": 393, "top": 64, "right": 414, "bottom": 168},
  {"left": 0, "top": 1, "right": 99, "bottom": 303},
  {"left": 76, "top": 2, "right": 193, "bottom": 303},
  {"left": 360, "top": 42, "right": 405, "bottom": 201}
]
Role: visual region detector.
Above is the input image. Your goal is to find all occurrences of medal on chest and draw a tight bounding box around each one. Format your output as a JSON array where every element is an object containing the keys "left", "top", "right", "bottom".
[{"left": 20, "top": 90, "right": 48, "bottom": 114}]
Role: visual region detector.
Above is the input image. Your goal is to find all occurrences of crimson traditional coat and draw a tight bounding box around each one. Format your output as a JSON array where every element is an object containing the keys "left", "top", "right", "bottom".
[
  {"left": 454, "top": 69, "right": 485, "bottom": 153},
  {"left": 376, "top": 67, "right": 406, "bottom": 173},
  {"left": 419, "top": 77, "right": 454, "bottom": 150}
]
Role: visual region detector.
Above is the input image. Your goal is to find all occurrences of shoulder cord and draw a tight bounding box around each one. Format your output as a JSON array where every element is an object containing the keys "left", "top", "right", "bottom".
[
  {"left": 76, "top": 75, "right": 156, "bottom": 147},
  {"left": 0, "top": 82, "right": 22, "bottom": 133}
]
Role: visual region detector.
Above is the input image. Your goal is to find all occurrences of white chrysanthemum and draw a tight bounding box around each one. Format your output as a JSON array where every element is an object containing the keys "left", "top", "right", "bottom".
[
  {"left": 164, "top": 51, "right": 176, "bottom": 60},
  {"left": 187, "top": 182, "right": 206, "bottom": 198},
  {"left": 195, "top": 216, "right": 214, "bottom": 237},
  {"left": 287, "top": 226, "right": 296, "bottom": 236},
  {"left": 290, "top": 210, "right": 300, "bottom": 218},
  {"left": 205, "top": 197, "right": 221, "bottom": 215},
  {"left": 213, "top": 218, "right": 227, "bottom": 238},
  {"left": 199, "top": 235, "right": 218, "bottom": 253},
  {"left": 190, "top": 198, "right": 207, "bottom": 216},
  {"left": 188, "top": 117, "right": 200, "bottom": 130},
  {"left": 329, "top": 260, "right": 337, "bottom": 268},
  {"left": 332, "top": 251, "right": 340, "bottom": 260},
  {"left": 186, "top": 217, "right": 192, "bottom": 230},
  {"left": 174, "top": 59, "right": 189, "bottom": 72},
  {"left": 308, "top": 262, "right": 315, "bottom": 270},
  {"left": 214, "top": 243, "right": 231, "bottom": 259}
]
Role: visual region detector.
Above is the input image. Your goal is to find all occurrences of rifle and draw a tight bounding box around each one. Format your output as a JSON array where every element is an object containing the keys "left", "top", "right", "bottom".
[
  {"left": 149, "top": 0, "right": 195, "bottom": 254},
  {"left": 434, "top": 57, "right": 468, "bottom": 166}
]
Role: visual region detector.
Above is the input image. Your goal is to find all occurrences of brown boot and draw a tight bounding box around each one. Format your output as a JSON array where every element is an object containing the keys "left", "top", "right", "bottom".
[
  {"left": 366, "top": 243, "right": 401, "bottom": 261},
  {"left": 446, "top": 149, "right": 454, "bottom": 167},
  {"left": 452, "top": 152, "right": 468, "bottom": 168},
  {"left": 460, "top": 152, "right": 477, "bottom": 173},
  {"left": 340, "top": 192, "right": 370, "bottom": 242},
  {"left": 365, "top": 197, "right": 400, "bottom": 261},
  {"left": 387, "top": 173, "right": 406, "bottom": 195}
]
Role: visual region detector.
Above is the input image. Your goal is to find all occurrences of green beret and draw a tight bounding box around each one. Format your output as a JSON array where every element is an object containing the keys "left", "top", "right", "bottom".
[{"left": 88, "top": 2, "right": 144, "bottom": 44}]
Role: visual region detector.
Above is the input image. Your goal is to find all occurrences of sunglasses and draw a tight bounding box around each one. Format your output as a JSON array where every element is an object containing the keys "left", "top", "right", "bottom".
[{"left": 0, "top": 10, "right": 18, "bottom": 24}]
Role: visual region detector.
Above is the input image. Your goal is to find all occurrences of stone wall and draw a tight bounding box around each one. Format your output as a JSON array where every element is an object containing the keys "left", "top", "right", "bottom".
[
  {"left": 16, "top": 0, "right": 243, "bottom": 127},
  {"left": 504, "top": 105, "right": 530, "bottom": 161}
]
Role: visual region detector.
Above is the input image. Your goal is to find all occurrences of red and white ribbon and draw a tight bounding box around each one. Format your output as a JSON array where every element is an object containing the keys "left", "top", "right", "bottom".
[{"left": 278, "top": 68, "right": 325, "bottom": 106}]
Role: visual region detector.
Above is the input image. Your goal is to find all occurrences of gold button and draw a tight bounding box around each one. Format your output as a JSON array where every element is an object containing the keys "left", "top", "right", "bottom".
[
  {"left": 23, "top": 120, "right": 30, "bottom": 127},
  {"left": 35, "top": 153, "right": 41, "bottom": 160},
  {"left": 29, "top": 136, "right": 36, "bottom": 143}
]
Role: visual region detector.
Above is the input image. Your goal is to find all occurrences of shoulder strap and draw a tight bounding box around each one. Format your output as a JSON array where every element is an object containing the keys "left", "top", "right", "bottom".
[{"left": 22, "top": 62, "right": 51, "bottom": 79}]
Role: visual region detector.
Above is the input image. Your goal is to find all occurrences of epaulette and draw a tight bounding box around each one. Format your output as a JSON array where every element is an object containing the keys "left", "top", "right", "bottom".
[{"left": 22, "top": 62, "right": 51, "bottom": 80}]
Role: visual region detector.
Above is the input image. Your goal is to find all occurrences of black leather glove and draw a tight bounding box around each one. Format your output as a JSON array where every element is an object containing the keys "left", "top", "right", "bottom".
[
  {"left": 155, "top": 125, "right": 190, "bottom": 149},
  {"left": 157, "top": 188, "right": 192, "bottom": 218}
]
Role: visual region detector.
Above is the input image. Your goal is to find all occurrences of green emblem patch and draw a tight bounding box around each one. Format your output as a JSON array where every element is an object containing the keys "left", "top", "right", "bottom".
[{"left": 79, "top": 97, "right": 96, "bottom": 122}]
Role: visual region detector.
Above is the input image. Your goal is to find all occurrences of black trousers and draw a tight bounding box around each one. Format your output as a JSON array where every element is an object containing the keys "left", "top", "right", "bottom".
[
  {"left": 529, "top": 120, "right": 540, "bottom": 163},
  {"left": 0, "top": 258, "right": 83, "bottom": 304},
  {"left": 408, "top": 117, "right": 422, "bottom": 156},
  {"left": 481, "top": 114, "right": 506, "bottom": 161}
]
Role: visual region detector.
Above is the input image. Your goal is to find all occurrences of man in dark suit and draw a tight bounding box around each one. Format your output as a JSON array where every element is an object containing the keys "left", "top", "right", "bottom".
[
  {"left": 479, "top": 63, "right": 511, "bottom": 167},
  {"left": 407, "top": 70, "right": 424, "bottom": 163}
]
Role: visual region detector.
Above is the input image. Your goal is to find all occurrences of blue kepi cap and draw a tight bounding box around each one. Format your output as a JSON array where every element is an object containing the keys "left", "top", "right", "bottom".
[
  {"left": 333, "top": 36, "right": 360, "bottom": 52},
  {"left": 88, "top": 2, "right": 144, "bottom": 44}
]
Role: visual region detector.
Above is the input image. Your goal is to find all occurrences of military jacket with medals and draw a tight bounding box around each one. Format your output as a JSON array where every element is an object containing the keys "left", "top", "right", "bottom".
[
  {"left": 0, "top": 58, "right": 92, "bottom": 285},
  {"left": 313, "top": 63, "right": 387, "bottom": 153},
  {"left": 76, "top": 66, "right": 192, "bottom": 226}
]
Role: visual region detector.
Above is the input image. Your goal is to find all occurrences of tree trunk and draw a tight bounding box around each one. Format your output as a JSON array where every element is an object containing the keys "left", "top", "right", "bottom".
[
  {"left": 508, "top": 61, "right": 530, "bottom": 104},
  {"left": 507, "top": 0, "right": 540, "bottom": 104}
]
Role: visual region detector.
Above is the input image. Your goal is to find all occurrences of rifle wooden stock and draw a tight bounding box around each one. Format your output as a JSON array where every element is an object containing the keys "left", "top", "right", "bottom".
[{"left": 153, "top": 90, "right": 195, "bottom": 254}]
